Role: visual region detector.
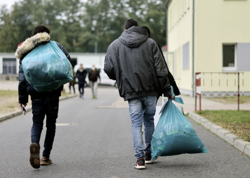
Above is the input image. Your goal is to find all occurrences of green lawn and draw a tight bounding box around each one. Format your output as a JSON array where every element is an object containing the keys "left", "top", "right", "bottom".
[
  {"left": 205, "top": 96, "right": 250, "bottom": 104},
  {"left": 196, "top": 110, "right": 250, "bottom": 142},
  {"left": 0, "top": 89, "right": 70, "bottom": 116},
  {"left": 0, "top": 90, "right": 18, "bottom": 97}
]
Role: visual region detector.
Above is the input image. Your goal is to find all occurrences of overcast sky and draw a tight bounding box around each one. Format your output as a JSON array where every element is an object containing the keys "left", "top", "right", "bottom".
[{"left": 0, "top": 0, "right": 19, "bottom": 8}]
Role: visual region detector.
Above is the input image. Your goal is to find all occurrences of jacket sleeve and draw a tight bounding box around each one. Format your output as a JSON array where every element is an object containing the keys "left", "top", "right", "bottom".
[
  {"left": 104, "top": 47, "right": 116, "bottom": 80},
  {"left": 157, "top": 43, "right": 181, "bottom": 96},
  {"left": 18, "top": 64, "right": 28, "bottom": 104},
  {"left": 152, "top": 41, "right": 172, "bottom": 97},
  {"left": 56, "top": 42, "right": 71, "bottom": 63}
]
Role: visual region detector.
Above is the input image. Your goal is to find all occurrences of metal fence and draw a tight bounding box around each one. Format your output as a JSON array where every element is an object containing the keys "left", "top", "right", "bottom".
[{"left": 195, "top": 72, "right": 245, "bottom": 111}]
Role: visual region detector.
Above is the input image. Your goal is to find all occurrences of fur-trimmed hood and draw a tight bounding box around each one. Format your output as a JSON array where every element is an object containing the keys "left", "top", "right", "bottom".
[{"left": 15, "top": 32, "right": 50, "bottom": 60}]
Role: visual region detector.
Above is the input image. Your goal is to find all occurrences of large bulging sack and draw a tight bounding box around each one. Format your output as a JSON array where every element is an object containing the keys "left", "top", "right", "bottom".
[
  {"left": 22, "top": 41, "right": 73, "bottom": 92},
  {"left": 151, "top": 88, "right": 208, "bottom": 160}
]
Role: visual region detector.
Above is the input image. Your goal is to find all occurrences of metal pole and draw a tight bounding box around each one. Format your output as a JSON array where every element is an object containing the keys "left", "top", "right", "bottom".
[
  {"left": 238, "top": 73, "right": 240, "bottom": 111},
  {"left": 192, "top": 0, "right": 195, "bottom": 97}
]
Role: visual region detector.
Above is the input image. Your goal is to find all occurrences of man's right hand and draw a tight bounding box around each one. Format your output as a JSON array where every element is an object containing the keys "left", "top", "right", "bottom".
[
  {"left": 170, "top": 95, "right": 174, "bottom": 100},
  {"left": 19, "top": 103, "right": 27, "bottom": 111}
]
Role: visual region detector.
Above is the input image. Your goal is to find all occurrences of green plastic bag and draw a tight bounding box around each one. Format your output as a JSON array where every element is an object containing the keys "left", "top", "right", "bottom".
[
  {"left": 151, "top": 87, "right": 208, "bottom": 160},
  {"left": 22, "top": 41, "right": 73, "bottom": 92}
]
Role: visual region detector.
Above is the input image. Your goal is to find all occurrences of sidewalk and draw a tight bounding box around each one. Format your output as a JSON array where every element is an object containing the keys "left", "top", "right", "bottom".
[
  {"left": 1, "top": 81, "right": 249, "bottom": 112},
  {"left": 176, "top": 95, "right": 250, "bottom": 113}
]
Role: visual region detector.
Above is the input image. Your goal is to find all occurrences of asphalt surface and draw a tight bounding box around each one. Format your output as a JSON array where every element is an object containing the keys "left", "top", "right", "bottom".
[{"left": 0, "top": 87, "right": 250, "bottom": 178}]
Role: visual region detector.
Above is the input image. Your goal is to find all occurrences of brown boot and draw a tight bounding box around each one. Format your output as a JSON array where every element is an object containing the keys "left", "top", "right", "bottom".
[
  {"left": 41, "top": 157, "right": 53, "bottom": 166},
  {"left": 29, "top": 143, "right": 40, "bottom": 169}
]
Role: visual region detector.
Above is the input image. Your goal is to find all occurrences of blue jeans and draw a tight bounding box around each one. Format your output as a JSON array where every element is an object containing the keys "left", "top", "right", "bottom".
[
  {"left": 128, "top": 96, "right": 157, "bottom": 160},
  {"left": 31, "top": 97, "right": 59, "bottom": 158}
]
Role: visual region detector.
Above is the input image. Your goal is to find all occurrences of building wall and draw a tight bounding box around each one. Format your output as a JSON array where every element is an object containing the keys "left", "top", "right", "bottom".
[
  {"left": 167, "top": 0, "right": 250, "bottom": 95},
  {"left": 0, "top": 53, "right": 19, "bottom": 75},
  {"left": 0, "top": 53, "right": 106, "bottom": 75},
  {"left": 167, "top": 0, "right": 193, "bottom": 95},
  {"left": 195, "top": 0, "right": 250, "bottom": 93},
  {"left": 70, "top": 53, "right": 106, "bottom": 68}
]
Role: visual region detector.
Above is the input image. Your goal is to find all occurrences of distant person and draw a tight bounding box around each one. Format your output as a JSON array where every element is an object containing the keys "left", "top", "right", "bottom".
[
  {"left": 76, "top": 64, "right": 87, "bottom": 98},
  {"left": 88, "top": 65, "right": 100, "bottom": 99},
  {"left": 104, "top": 19, "right": 173, "bottom": 169},
  {"left": 16, "top": 25, "right": 71, "bottom": 169},
  {"left": 69, "top": 70, "right": 76, "bottom": 94}
]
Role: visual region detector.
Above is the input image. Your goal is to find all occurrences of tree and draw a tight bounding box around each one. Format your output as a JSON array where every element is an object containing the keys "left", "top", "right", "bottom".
[{"left": 0, "top": 0, "right": 167, "bottom": 53}]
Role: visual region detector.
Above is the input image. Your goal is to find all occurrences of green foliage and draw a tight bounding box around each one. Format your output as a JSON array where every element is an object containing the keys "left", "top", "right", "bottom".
[{"left": 0, "top": 0, "right": 166, "bottom": 53}]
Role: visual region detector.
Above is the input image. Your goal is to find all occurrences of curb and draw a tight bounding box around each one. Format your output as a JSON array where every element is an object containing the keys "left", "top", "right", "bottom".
[
  {"left": 0, "top": 94, "right": 77, "bottom": 122},
  {"left": 189, "top": 112, "right": 250, "bottom": 157}
]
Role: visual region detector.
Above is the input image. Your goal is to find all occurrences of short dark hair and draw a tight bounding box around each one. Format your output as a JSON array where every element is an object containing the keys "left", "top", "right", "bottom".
[
  {"left": 142, "top": 26, "right": 151, "bottom": 37},
  {"left": 33, "top": 25, "right": 50, "bottom": 35},
  {"left": 124, "top": 19, "right": 138, "bottom": 30}
]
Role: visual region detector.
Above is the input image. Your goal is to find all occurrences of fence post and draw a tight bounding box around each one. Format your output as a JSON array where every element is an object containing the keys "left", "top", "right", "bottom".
[
  {"left": 195, "top": 72, "right": 201, "bottom": 111},
  {"left": 238, "top": 73, "right": 240, "bottom": 111}
]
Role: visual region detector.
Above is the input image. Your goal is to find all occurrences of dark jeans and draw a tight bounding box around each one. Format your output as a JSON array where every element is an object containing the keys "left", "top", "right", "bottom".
[
  {"left": 31, "top": 97, "right": 59, "bottom": 158},
  {"left": 78, "top": 84, "right": 85, "bottom": 96}
]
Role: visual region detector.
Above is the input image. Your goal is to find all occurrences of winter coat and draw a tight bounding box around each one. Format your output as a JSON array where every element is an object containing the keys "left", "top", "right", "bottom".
[
  {"left": 15, "top": 32, "right": 71, "bottom": 104},
  {"left": 76, "top": 69, "right": 87, "bottom": 85},
  {"left": 157, "top": 44, "right": 180, "bottom": 96},
  {"left": 104, "top": 26, "right": 172, "bottom": 101},
  {"left": 88, "top": 69, "right": 100, "bottom": 82}
]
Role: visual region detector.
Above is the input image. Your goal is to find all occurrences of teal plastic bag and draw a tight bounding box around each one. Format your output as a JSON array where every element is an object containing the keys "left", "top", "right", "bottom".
[
  {"left": 151, "top": 87, "right": 208, "bottom": 160},
  {"left": 22, "top": 41, "right": 73, "bottom": 92}
]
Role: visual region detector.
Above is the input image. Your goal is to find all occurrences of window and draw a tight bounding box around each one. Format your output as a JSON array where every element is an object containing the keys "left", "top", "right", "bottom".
[
  {"left": 237, "top": 43, "right": 250, "bottom": 72},
  {"left": 3, "top": 58, "right": 16, "bottom": 74},
  {"left": 223, "top": 44, "right": 235, "bottom": 68},
  {"left": 182, "top": 42, "right": 190, "bottom": 69}
]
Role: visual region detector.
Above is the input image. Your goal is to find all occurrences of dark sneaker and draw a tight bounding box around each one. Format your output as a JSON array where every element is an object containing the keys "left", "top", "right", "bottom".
[
  {"left": 29, "top": 143, "right": 40, "bottom": 169},
  {"left": 133, "top": 158, "right": 146, "bottom": 169},
  {"left": 41, "top": 158, "right": 53, "bottom": 166},
  {"left": 145, "top": 153, "right": 158, "bottom": 164}
]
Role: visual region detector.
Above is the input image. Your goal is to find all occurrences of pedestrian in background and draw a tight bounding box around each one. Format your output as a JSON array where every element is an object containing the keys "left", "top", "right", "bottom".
[
  {"left": 76, "top": 64, "right": 87, "bottom": 98},
  {"left": 69, "top": 70, "right": 76, "bottom": 94},
  {"left": 16, "top": 25, "right": 71, "bottom": 169},
  {"left": 88, "top": 65, "right": 100, "bottom": 99},
  {"left": 104, "top": 19, "right": 173, "bottom": 169}
]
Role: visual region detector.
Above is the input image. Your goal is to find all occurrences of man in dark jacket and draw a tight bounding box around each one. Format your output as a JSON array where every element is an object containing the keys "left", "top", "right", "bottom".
[
  {"left": 104, "top": 19, "right": 173, "bottom": 169},
  {"left": 88, "top": 65, "right": 100, "bottom": 99},
  {"left": 76, "top": 64, "right": 87, "bottom": 98},
  {"left": 16, "top": 25, "right": 71, "bottom": 169}
]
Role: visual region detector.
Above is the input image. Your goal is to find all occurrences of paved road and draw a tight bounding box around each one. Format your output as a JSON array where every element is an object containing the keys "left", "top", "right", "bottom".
[{"left": 0, "top": 87, "right": 250, "bottom": 178}]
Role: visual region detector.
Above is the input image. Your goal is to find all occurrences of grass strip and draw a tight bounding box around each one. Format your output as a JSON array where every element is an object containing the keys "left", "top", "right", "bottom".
[{"left": 196, "top": 110, "right": 250, "bottom": 142}]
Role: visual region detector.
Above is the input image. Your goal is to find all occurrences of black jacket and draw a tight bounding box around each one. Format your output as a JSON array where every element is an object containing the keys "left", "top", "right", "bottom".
[
  {"left": 158, "top": 44, "right": 180, "bottom": 96},
  {"left": 104, "top": 26, "right": 172, "bottom": 101},
  {"left": 76, "top": 69, "right": 87, "bottom": 85},
  {"left": 16, "top": 32, "right": 71, "bottom": 104},
  {"left": 88, "top": 69, "right": 100, "bottom": 82}
]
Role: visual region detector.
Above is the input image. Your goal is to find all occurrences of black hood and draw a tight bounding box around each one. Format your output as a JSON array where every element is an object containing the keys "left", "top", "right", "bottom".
[{"left": 119, "top": 26, "right": 149, "bottom": 48}]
